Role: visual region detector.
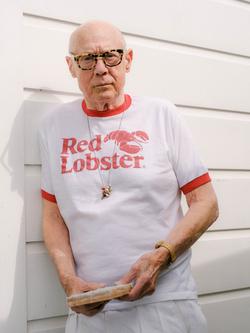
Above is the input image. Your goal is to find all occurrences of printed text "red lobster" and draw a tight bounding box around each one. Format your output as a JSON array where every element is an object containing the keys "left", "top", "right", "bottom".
[{"left": 61, "top": 131, "right": 149, "bottom": 173}]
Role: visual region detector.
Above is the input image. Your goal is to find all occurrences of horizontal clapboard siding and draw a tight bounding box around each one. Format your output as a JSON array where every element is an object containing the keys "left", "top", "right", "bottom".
[
  {"left": 22, "top": 1, "right": 250, "bottom": 333},
  {"left": 200, "top": 289, "right": 250, "bottom": 333},
  {"left": 208, "top": 171, "right": 250, "bottom": 231},
  {"left": 25, "top": 166, "right": 42, "bottom": 241},
  {"left": 182, "top": 111, "right": 250, "bottom": 170},
  {"left": 191, "top": 231, "right": 250, "bottom": 295},
  {"left": 23, "top": 0, "right": 250, "bottom": 57},
  {"left": 28, "top": 316, "right": 67, "bottom": 333},
  {"left": 27, "top": 243, "right": 68, "bottom": 321},
  {"left": 23, "top": 22, "right": 250, "bottom": 113}
]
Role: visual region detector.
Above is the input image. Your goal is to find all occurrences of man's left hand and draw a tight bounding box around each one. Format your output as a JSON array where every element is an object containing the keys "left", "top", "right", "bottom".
[{"left": 117, "top": 248, "right": 170, "bottom": 301}]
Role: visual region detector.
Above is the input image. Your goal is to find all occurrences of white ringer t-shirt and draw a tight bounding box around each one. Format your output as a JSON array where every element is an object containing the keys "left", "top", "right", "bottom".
[{"left": 38, "top": 95, "right": 211, "bottom": 311}]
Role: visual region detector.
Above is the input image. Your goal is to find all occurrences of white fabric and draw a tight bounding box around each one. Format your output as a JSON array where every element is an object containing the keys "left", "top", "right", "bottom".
[
  {"left": 65, "top": 300, "right": 208, "bottom": 333},
  {"left": 38, "top": 95, "right": 209, "bottom": 310}
]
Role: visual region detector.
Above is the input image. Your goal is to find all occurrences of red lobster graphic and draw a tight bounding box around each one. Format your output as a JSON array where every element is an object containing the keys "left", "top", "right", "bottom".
[{"left": 104, "top": 130, "right": 149, "bottom": 154}]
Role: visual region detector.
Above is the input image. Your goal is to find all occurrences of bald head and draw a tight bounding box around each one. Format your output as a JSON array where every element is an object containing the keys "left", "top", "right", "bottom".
[{"left": 69, "top": 20, "right": 126, "bottom": 54}]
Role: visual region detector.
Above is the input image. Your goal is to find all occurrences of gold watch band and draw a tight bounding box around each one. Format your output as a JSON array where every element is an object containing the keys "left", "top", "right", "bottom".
[{"left": 155, "top": 240, "right": 177, "bottom": 263}]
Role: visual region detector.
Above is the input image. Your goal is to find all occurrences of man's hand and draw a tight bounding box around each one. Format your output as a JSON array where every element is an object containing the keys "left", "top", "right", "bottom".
[
  {"left": 117, "top": 248, "right": 170, "bottom": 301},
  {"left": 64, "top": 275, "right": 108, "bottom": 316}
]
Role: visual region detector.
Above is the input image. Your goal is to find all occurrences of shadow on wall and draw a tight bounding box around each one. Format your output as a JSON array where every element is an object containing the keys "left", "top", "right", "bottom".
[
  {"left": 24, "top": 91, "right": 69, "bottom": 329},
  {"left": 0, "top": 90, "right": 68, "bottom": 333},
  {"left": 0, "top": 102, "right": 26, "bottom": 333}
]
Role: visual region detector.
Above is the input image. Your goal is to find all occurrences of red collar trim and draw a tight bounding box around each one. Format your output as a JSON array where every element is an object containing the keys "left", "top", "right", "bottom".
[{"left": 82, "top": 94, "right": 132, "bottom": 117}]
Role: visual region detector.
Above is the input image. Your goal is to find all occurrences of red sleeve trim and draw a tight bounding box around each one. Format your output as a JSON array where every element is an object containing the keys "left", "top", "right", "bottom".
[
  {"left": 41, "top": 189, "right": 57, "bottom": 203},
  {"left": 180, "top": 173, "right": 211, "bottom": 194}
]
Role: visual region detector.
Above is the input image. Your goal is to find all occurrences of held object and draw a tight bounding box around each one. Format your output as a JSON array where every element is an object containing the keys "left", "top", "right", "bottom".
[{"left": 67, "top": 283, "right": 133, "bottom": 307}]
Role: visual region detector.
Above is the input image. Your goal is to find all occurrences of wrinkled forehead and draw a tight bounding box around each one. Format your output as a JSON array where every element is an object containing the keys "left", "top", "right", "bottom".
[{"left": 69, "top": 25, "right": 126, "bottom": 54}]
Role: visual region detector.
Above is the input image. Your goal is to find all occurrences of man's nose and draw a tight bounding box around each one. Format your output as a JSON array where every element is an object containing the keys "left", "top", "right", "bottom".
[{"left": 94, "top": 57, "right": 108, "bottom": 75}]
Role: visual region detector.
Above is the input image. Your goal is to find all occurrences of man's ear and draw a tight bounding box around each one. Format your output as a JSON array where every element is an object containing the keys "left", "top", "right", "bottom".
[
  {"left": 125, "top": 48, "right": 133, "bottom": 73},
  {"left": 65, "top": 56, "right": 77, "bottom": 78}
]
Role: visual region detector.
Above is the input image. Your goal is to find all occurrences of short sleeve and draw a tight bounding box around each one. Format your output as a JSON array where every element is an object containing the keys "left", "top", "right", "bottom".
[
  {"left": 167, "top": 103, "right": 211, "bottom": 194},
  {"left": 38, "top": 127, "right": 57, "bottom": 203}
]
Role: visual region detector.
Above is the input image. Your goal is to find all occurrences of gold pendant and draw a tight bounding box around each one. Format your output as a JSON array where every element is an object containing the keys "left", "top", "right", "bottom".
[{"left": 102, "top": 185, "right": 112, "bottom": 199}]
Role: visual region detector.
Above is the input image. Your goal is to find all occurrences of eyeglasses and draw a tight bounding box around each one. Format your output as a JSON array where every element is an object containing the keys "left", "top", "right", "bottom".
[{"left": 71, "top": 49, "right": 124, "bottom": 71}]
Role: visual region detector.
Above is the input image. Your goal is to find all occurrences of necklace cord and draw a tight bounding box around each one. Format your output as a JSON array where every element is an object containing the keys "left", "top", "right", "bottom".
[{"left": 86, "top": 110, "right": 126, "bottom": 191}]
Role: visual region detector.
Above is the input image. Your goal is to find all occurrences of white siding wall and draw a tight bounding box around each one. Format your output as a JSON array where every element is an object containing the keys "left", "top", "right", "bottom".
[
  {"left": 0, "top": 2, "right": 26, "bottom": 333},
  {"left": 1, "top": 1, "right": 250, "bottom": 332}
]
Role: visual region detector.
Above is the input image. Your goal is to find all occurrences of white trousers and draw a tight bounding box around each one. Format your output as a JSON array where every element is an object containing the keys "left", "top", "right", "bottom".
[{"left": 65, "top": 300, "right": 207, "bottom": 333}]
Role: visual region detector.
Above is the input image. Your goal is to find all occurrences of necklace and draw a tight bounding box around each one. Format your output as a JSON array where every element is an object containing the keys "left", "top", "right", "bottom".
[{"left": 86, "top": 110, "right": 125, "bottom": 200}]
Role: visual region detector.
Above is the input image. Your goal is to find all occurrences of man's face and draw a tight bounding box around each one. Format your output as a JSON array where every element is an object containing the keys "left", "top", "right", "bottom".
[{"left": 66, "top": 28, "right": 133, "bottom": 108}]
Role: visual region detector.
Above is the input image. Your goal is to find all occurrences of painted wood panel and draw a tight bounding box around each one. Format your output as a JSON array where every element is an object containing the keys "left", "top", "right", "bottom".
[
  {"left": 25, "top": 166, "right": 42, "bottom": 241},
  {"left": 191, "top": 231, "right": 250, "bottom": 295},
  {"left": 182, "top": 112, "right": 250, "bottom": 170},
  {"left": 27, "top": 233, "right": 250, "bottom": 319},
  {"left": 209, "top": 171, "right": 250, "bottom": 231},
  {"left": 23, "top": 0, "right": 250, "bottom": 57},
  {"left": 27, "top": 243, "right": 68, "bottom": 320},
  {"left": 23, "top": 24, "right": 250, "bottom": 113},
  {"left": 182, "top": 172, "right": 250, "bottom": 231},
  {"left": 24, "top": 89, "right": 80, "bottom": 103},
  {"left": 28, "top": 317, "right": 67, "bottom": 333},
  {"left": 24, "top": 100, "right": 59, "bottom": 166},
  {"left": 200, "top": 290, "right": 250, "bottom": 333}
]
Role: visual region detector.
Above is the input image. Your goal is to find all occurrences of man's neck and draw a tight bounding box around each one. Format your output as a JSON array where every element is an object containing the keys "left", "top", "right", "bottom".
[{"left": 85, "top": 94, "right": 125, "bottom": 111}]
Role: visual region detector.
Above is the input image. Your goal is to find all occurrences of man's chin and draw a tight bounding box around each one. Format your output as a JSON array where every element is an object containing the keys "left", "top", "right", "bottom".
[
  {"left": 94, "top": 87, "right": 117, "bottom": 100},
  {"left": 94, "top": 84, "right": 113, "bottom": 93}
]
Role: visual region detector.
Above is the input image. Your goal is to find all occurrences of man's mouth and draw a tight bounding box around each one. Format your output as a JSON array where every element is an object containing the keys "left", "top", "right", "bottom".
[{"left": 94, "top": 83, "right": 112, "bottom": 88}]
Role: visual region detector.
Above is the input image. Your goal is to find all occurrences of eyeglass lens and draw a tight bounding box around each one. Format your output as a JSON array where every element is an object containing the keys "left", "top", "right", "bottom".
[{"left": 77, "top": 50, "right": 123, "bottom": 70}]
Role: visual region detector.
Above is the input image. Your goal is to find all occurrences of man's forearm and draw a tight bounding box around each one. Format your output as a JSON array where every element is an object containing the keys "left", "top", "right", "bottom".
[
  {"left": 42, "top": 200, "right": 76, "bottom": 292},
  {"left": 165, "top": 183, "right": 219, "bottom": 260}
]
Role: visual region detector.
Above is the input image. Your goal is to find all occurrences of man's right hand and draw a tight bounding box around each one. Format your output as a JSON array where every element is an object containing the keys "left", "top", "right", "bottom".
[{"left": 63, "top": 275, "right": 107, "bottom": 316}]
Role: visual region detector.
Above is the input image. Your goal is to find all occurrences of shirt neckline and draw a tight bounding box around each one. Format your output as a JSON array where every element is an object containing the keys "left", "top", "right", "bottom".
[{"left": 82, "top": 94, "right": 132, "bottom": 117}]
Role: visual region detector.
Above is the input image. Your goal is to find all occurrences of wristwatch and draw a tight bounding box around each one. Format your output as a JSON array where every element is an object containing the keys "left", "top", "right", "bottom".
[{"left": 155, "top": 240, "right": 177, "bottom": 263}]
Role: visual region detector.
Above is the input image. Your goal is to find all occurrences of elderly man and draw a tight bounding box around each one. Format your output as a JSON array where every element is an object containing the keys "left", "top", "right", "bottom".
[{"left": 39, "top": 20, "right": 218, "bottom": 332}]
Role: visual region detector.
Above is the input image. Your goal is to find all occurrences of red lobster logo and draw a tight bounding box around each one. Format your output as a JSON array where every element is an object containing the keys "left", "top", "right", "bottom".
[{"left": 104, "top": 130, "right": 149, "bottom": 154}]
